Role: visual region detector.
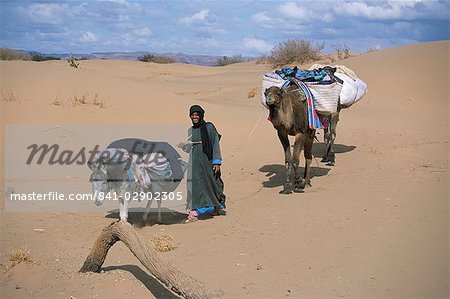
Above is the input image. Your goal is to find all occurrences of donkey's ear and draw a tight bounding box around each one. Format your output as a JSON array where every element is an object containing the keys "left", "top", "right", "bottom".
[{"left": 87, "top": 160, "right": 96, "bottom": 170}]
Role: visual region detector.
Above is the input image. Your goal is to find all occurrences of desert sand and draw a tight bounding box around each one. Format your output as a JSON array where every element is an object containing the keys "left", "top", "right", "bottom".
[{"left": 0, "top": 41, "right": 448, "bottom": 298}]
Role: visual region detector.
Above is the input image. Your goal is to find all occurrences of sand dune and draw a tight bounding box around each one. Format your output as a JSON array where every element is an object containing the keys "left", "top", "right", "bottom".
[{"left": 1, "top": 41, "right": 448, "bottom": 298}]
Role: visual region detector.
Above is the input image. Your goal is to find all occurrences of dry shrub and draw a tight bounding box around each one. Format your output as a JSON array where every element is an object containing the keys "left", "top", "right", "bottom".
[
  {"left": 367, "top": 46, "right": 380, "bottom": 53},
  {"left": 248, "top": 87, "right": 258, "bottom": 98},
  {"left": 71, "top": 94, "right": 87, "bottom": 106},
  {"left": 52, "top": 92, "right": 106, "bottom": 108},
  {"left": 334, "top": 43, "right": 351, "bottom": 60},
  {"left": 0, "top": 48, "right": 30, "bottom": 61},
  {"left": 255, "top": 55, "right": 268, "bottom": 65},
  {"left": 150, "top": 231, "right": 177, "bottom": 252},
  {"left": 215, "top": 55, "right": 245, "bottom": 66},
  {"left": 1, "top": 89, "right": 18, "bottom": 102},
  {"left": 137, "top": 54, "right": 176, "bottom": 64},
  {"left": 93, "top": 93, "right": 106, "bottom": 108},
  {"left": 269, "top": 39, "right": 324, "bottom": 67},
  {"left": 8, "top": 248, "right": 33, "bottom": 269}
]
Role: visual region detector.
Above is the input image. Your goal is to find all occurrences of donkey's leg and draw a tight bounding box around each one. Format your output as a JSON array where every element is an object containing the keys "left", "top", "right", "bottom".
[
  {"left": 157, "top": 198, "right": 162, "bottom": 223},
  {"left": 118, "top": 196, "right": 129, "bottom": 222},
  {"left": 142, "top": 192, "right": 154, "bottom": 221},
  {"left": 304, "top": 129, "right": 315, "bottom": 187},
  {"left": 292, "top": 133, "right": 306, "bottom": 192},
  {"left": 277, "top": 130, "right": 293, "bottom": 194}
]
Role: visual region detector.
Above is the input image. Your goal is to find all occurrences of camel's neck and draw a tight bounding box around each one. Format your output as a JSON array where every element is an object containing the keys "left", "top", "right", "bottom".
[{"left": 270, "top": 95, "right": 294, "bottom": 129}]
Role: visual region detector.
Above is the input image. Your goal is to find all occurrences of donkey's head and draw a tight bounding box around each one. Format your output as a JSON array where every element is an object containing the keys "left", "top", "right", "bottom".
[
  {"left": 87, "top": 159, "right": 110, "bottom": 206},
  {"left": 264, "top": 86, "right": 283, "bottom": 106}
]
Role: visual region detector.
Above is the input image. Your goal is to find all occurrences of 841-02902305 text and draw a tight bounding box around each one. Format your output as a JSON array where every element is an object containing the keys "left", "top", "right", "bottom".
[{"left": 8, "top": 191, "right": 184, "bottom": 201}]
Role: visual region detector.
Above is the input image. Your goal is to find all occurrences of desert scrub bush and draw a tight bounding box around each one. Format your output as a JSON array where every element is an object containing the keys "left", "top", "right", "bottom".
[
  {"left": 137, "top": 54, "right": 176, "bottom": 64},
  {"left": 31, "top": 54, "right": 60, "bottom": 61},
  {"left": 334, "top": 43, "right": 351, "bottom": 60},
  {"left": 1, "top": 89, "right": 18, "bottom": 102},
  {"left": 52, "top": 92, "right": 106, "bottom": 108},
  {"left": 248, "top": 87, "right": 258, "bottom": 98},
  {"left": 8, "top": 248, "right": 33, "bottom": 269},
  {"left": 0, "top": 48, "right": 30, "bottom": 61},
  {"left": 269, "top": 39, "right": 324, "bottom": 66},
  {"left": 67, "top": 55, "right": 80, "bottom": 68},
  {"left": 93, "top": 93, "right": 106, "bottom": 108},
  {"left": 255, "top": 55, "right": 269, "bottom": 64},
  {"left": 215, "top": 55, "right": 245, "bottom": 66},
  {"left": 367, "top": 46, "right": 380, "bottom": 53},
  {"left": 150, "top": 230, "right": 177, "bottom": 252}
]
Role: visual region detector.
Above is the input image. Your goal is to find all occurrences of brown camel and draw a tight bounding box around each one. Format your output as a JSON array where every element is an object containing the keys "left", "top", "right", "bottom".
[{"left": 264, "top": 84, "right": 315, "bottom": 194}]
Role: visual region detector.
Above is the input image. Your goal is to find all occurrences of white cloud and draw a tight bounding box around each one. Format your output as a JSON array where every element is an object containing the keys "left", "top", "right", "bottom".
[
  {"left": 244, "top": 38, "right": 273, "bottom": 54},
  {"left": 277, "top": 2, "right": 309, "bottom": 20},
  {"left": 251, "top": 12, "right": 273, "bottom": 24},
  {"left": 27, "top": 3, "right": 69, "bottom": 24},
  {"left": 181, "top": 9, "right": 210, "bottom": 26},
  {"left": 334, "top": 0, "right": 449, "bottom": 20},
  {"left": 132, "top": 27, "right": 152, "bottom": 37},
  {"left": 79, "top": 31, "right": 100, "bottom": 43},
  {"left": 179, "top": 9, "right": 226, "bottom": 36}
]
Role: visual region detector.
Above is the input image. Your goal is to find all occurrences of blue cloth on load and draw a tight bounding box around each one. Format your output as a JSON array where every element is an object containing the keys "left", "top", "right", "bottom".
[
  {"left": 296, "top": 80, "right": 325, "bottom": 130},
  {"left": 196, "top": 204, "right": 226, "bottom": 215},
  {"left": 128, "top": 167, "right": 135, "bottom": 182},
  {"left": 275, "top": 67, "right": 330, "bottom": 82}
]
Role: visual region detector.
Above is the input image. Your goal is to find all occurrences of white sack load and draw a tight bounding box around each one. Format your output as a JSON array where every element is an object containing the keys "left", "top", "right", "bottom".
[
  {"left": 354, "top": 78, "right": 368, "bottom": 104},
  {"left": 261, "top": 72, "right": 286, "bottom": 108},
  {"left": 306, "top": 81, "right": 342, "bottom": 115},
  {"left": 334, "top": 72, "right": 368, "bottom": 107}
]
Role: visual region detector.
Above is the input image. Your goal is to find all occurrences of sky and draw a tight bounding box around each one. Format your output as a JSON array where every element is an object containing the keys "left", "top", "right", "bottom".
[{"left": 0, "top": 0, "right": 449, "bottom": 56}]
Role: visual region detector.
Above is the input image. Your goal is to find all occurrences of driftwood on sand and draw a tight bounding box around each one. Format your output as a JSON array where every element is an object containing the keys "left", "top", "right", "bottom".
[{"left": 80, "top": 220, "right": 221, "bottom": 299}]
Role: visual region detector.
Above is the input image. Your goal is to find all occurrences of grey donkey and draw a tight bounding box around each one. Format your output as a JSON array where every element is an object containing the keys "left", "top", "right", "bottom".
[{"left": 87, "top": 139, "right": 188, "bottom": 222}]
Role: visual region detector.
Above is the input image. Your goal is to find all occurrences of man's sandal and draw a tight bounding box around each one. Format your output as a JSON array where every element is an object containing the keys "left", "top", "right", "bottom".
[{"left": 184, "top": 214, "right": 198, "bottom": 223}]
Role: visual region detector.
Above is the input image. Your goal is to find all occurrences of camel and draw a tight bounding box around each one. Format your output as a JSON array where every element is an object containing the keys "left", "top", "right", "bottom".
[{"left": 264, "top": 84, "right": 315, "bottom": 194}]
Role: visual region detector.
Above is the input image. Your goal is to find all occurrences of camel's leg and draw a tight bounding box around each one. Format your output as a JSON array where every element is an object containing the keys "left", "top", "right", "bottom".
[
  {"left": 304, "top": 129, "right": 315, "bottom": 187},
  {"left": 292, "top": 133, "right": 306, "bottom": 192},
  {"left": 277, "top": 130, "right": 293, "bottom": 194},
  {"left": 322, "top": 116, "right": 332, "bottom": 162},
  {"left": 323, "top": 112, "right": 339, "bottom": 165}
]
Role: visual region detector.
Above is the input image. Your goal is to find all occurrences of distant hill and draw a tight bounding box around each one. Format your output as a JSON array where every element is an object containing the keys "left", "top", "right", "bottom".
[{"left": 16, "top": 50, "right": 253, "bottom": 66}]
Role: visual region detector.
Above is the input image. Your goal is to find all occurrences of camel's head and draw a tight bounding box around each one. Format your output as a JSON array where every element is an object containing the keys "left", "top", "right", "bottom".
[
  {"left": 87, "top": 159, "right": 110, "bottom": 206},
  {"left": 264, "top": 86, "right": 283, "bottom": 106}
]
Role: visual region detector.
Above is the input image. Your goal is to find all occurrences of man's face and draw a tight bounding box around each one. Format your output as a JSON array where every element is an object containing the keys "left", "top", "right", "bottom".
[{"left": 190, "top": 112, "right": 200, "bottom": 124}]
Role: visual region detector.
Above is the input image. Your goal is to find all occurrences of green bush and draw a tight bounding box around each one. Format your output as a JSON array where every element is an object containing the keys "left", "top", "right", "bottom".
[
  {"left": 67, "top": 55, "right": 79, "bottom": 68},
  {"left": 137, "top": 54, "right": 176, "bottom": 64},
  {"left": 269, "top": 39, "right": 324, "bottom": 66},
  {"left": 215, "top": 55, "right": 245, "bottom": 66},
  {"left": 0, "top": 48, "right": 31, "bottom": 61}
]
